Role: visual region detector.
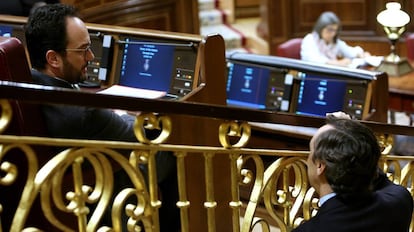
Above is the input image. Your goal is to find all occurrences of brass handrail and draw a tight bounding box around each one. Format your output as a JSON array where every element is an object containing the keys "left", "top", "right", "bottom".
[{"left": 0, "top": 81, "right": 413, "bottom": 231}]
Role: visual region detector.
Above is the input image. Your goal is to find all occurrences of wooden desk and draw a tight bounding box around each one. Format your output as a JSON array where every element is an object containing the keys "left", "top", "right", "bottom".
[{"left": 388, "top": 66, "right": 414, "bottom": 124}]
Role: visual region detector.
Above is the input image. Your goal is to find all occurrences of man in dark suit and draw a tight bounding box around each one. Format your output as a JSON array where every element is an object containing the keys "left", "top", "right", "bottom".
[
  {"left": 293, "top": 112, "right": 413, "bottom": 232},
  {"left": 25, "top": 3, "right": 179, "bottom": 231}
]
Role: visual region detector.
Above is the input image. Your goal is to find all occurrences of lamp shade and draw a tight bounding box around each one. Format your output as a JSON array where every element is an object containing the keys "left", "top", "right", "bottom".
[{"left": 377, "top": 2, "right": 410, "bottom": 28}]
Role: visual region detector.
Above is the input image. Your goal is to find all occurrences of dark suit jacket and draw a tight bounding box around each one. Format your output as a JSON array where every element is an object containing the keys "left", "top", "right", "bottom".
[
  {"left": 31, "top": 69, "right": 138, "bottom": 142},
  {"left": 31, "top": 70, "right": 176, "bottom": 180},
  {"left": 31, "top": 70, "right": 179, "bottom": 231},
  {"left": 293, "top": 174, "right": 413, "bottom": 232}
]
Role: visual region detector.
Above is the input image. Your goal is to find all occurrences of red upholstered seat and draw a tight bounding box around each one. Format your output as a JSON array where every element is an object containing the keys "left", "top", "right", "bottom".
[
  {"left": 276, "top": 38, "right": 303, "bottom": 60},
  {"left": 0, "top": 36, "right": 48, "bottom": 136},
  {"left": 405, "top": 33, "right": 414, "bottom": 61},
  {"left": 0, "top": 36, "right": 32, "bottom": 82},
  {"left": 0, "top": 36, "right": 63, "bottom": 231}
]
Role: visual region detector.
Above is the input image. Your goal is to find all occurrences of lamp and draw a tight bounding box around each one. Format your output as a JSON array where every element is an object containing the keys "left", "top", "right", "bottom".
[{"left": 376, "top": 2, "right": 412, "bottom": 76}]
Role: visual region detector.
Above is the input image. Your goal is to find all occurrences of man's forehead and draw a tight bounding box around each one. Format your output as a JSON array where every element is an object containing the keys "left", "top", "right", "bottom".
[{"left": 65, "top": 17, "right": 90, "bottom": 45}]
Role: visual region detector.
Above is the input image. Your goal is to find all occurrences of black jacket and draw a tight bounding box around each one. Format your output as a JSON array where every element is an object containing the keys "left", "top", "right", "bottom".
[
  {"left": 293, "top": 174, "right": 413, "bottom": 232},
  {"left": 31, "top": 69, "right": 137, "bottom": 142}
]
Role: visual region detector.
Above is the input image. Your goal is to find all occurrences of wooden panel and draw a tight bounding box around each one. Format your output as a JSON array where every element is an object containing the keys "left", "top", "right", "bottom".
[
  {"left": 60, "top": 0, "right": 199, "bottom": 34},
  {"left": 258, "top": 0, "right": 414, "bottom": 56},
  {"left": 235, "top": 0, "right": 261, "bottom": 17},
  {"left": 347, "top": 40, "right": 407, "bottom": 58},
  {"left": 292, "top": 0, "right": 376, "bottom": 35},
  {"left": 236, "top": 0, "right": 260, "bottom": 7},
  {"left": 87, "top": 8, "right": 172, "bottom": 31}
]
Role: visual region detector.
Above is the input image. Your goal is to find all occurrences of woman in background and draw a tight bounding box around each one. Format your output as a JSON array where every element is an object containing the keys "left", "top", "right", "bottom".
[{"left": 301, "top": 11, "right": 370, "bottom": 67}]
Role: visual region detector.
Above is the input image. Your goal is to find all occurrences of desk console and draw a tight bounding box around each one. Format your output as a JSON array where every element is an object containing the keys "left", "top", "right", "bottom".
[
  {"left": 0, "top": 15, "right": 203, "bottom": 99},
  {"left": 226, "top": 53, "right": 385, "bottom": 120}
]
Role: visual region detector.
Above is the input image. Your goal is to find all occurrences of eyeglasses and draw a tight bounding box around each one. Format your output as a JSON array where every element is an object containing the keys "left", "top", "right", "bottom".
[
  {"left": 324, "top": 26, "right": 338, "bottom": 34},
  {"left": 65, "top": 45, "right": 92, "bottom": 57}
]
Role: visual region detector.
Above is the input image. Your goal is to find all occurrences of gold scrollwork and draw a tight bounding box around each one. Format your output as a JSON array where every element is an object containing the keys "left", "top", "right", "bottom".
[
  {"left": 382, "top": 159, "right": 403, "bottom": 183},
  {"left": 0, "top": 143, "right": 39, "bottom": 232},
  {"left": 241, "top": 156, "right": 310, "bottom": 232},
  {"left": 262, "top": 157, "right": 308, "bottom": 231},
  {"left": 6, "top": 146, "right": 152, "bottom": 232},
  {"left": 134, "top": 113, "right": 171, "bottom": 144},
  {"left": 218, "top": 121, "right": 251, "bottom": 148},
  {"left": 239, "top": 154, "right": 266, "bottom": 232},
  {"left": 0, "top": 99, "right": 13, "bottom": 134},
  {"left": 250, "top": 217, "right": 271, "bottom": 232},
  {"left": 400, "top": 161, "right": 414, "bottom": 194},
  {"left": 376, "top": 133, "right": 394, "bottom": 155}
]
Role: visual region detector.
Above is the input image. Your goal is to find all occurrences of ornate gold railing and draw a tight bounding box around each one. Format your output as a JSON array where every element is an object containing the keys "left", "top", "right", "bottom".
[{"left": 0, "top": 82, "right": 413, "bottom": 232}]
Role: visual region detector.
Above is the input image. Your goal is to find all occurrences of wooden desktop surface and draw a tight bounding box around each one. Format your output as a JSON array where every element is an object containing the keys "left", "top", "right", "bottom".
[
  {"left": 388, "top": 63, "right": 414, "bottom": 113},
  {"left": 248, "top": 63, "right": 414, "bottom": 150}
]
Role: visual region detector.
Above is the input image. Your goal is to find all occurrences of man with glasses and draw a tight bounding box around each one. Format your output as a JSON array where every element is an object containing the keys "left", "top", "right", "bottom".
[
  {"left": 25, "top": 3, "right": 179, "bottom": 231},
  {"left": 25, "top": 3, "right": 133, "bottom": 141}
]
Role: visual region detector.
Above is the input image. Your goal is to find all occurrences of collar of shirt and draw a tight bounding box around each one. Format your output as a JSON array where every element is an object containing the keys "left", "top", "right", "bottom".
[
  {"left": 71, "top": 83, "right": 81, "bottom": 90},
  {"left": 318, "top": 192, "right": 336, "bottom": 207},
  {"left": 51, "top": 76, "right": 76, "bottom": 88},
  {"left": 31, "top": 68, "right": 78, "bottom": 90}
]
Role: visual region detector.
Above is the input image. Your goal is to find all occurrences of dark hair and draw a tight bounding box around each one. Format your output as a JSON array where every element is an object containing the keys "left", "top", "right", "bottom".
[
  {"left": 311, "top": 117, "right": 381, "bottom": 194},
  {"left": 25, "top": 3, "right": 79, "bottom": 70},
  {"left": 313, "top": 11, "right": 341, "bottom": 43}
]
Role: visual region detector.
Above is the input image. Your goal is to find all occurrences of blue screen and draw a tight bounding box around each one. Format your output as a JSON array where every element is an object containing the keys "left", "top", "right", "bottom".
[
  {"left": 226, "top": 62, "right": 269, "bottom": 109},
  {"left": 0, "top": 25, "right": 12, "bottom": 37},
  {"left": 296, "top": 74, "right": 347, "bottom": 117},
  {"left": 119, "top": 39, "right": 175, "bottom": 91}
]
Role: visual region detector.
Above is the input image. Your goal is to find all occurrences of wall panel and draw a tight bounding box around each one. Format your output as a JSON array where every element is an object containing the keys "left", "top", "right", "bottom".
[
  {"left": 61, "top": 0, "right": 199, "bottom": 34},
  {"left": 258, "top": 0, "right": 414, "bottom": 56}
]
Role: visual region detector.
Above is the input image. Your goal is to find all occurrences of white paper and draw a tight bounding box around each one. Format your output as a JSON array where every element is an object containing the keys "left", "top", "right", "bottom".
[
  {"left": 97, "top": 85, "right": 166, "bottom": 99},
  {"left": 364, "top": 56, "right": 384, "bottom": 67},
  {"left": 348, "top": 56, "right": 384, "bottom": 68}
]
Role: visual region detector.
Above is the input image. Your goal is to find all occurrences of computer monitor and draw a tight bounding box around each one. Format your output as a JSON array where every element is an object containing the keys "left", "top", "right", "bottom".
[
  {"left": 114, "top": 36, "right": 198, "bottom": 98},
  {"left": 295, "top": 71, "right": 370, "bottom": 119},
  {"left": 226, "top": 52, "right": 376, "bottom": 120},
  {"left": 0, "top": 24, "right": 12, "bottom": 37},
  {"left": 0, "top": 23, "right": 25, "bottom": 42},
  {"left": 226, "top": 61, "right": 293, "bottom": 111},
  {"left": 85, "top": 32, "right": 113, "bottom": 85}
]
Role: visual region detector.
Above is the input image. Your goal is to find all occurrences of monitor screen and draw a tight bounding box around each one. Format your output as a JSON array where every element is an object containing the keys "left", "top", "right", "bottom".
[
  {"left": 295, "top": 72, "right": 368, "bottom": 119},
  {"left": 115, "top": 36, "right": 198, "bottom": 97},
  {"left": 78, "top": 32, "right": 113, "bottom": 86},
  {"left": 119, "top": 38, "right": 174, "bottom": 91},
  {"left": 0, "top": 25, "right": 12, "bottom": 37},
  {"left": 226, "top": 61, "right": 293, "bottom": 111},
  {"left": 225, "top": 52, "right": 373, "bottom": 119},
  {"left": 0, "top": 23, "right": 25, "bottom": 43}
]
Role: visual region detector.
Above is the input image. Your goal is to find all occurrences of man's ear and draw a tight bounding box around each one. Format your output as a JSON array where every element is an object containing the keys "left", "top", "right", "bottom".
[
  {"left": 315, "top": 160, "right": 326, "bottom": 176},
  {"left": 45, "top": 50, "right": 61, "bottom": 68}
]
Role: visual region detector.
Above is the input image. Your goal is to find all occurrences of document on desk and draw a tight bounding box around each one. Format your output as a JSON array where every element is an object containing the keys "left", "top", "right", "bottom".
[
  {"left": 349, "top": 56, "right": 384, "bottom": 69},
  {"left": 249, "top": 122, "right": 318, "bottom": 137},
  {"left": 97, "top": 85, "right": 167, "bottom": 99}
]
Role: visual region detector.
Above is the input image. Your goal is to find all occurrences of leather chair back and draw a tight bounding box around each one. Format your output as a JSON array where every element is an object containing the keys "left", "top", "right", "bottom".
[
  {"left": 405, "top": 33, "right": 414, "bottom": 61},
  {"left": 0, "top": 36, "right": 48, "bottom": 136},
  {"left": 276, "top": 38, "right": 303, "bottom": 59},
  {"left": 0, "top": 36, "right": 59, "bottom": 231},
  {"left": 0, "top": 36, "right": 31, "bottom": 82}
]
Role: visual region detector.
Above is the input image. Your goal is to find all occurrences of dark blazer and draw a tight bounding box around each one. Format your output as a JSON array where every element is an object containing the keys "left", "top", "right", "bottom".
[
  {"left": 31, "top": 70, "right": 176, "bottom": 179},
  {"left": 31, "top": 69, "right": 138, "bottom": 142},
  {"left": 293, "top": 174, "right": 413, "bottom": 232},
  {"left": 31, "top": 70, "right": 179, "bottom": 231}
]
